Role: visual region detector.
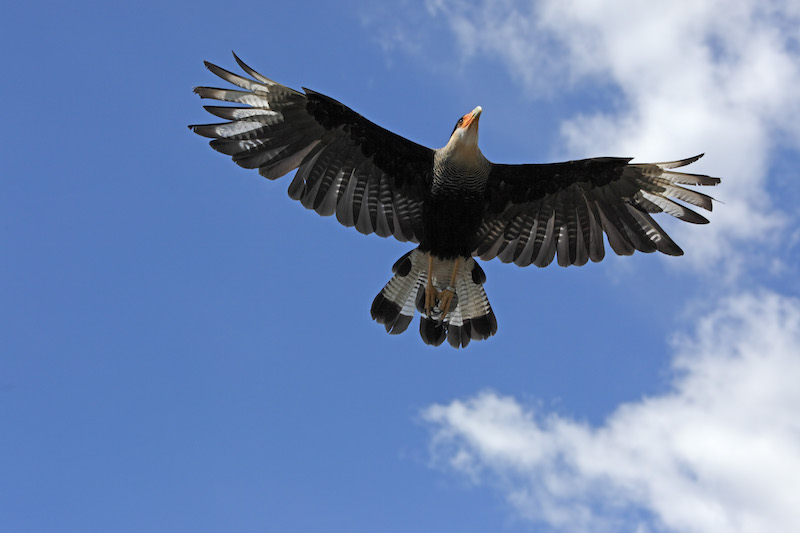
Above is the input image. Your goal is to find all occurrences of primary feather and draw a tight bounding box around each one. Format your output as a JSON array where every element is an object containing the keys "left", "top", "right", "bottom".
[{"left": 191, "top": 54, "right": 721, "bottom": 348}]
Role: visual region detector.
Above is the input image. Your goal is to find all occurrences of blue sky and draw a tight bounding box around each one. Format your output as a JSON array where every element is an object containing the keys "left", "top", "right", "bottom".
[{"left": 3, "top": 1, "right": 800, "bottom": 532}]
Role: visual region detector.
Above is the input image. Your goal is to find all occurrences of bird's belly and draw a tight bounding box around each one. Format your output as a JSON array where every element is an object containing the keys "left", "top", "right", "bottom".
[{"left": 421, "top": 193, "right": 484, "bottom": 258}]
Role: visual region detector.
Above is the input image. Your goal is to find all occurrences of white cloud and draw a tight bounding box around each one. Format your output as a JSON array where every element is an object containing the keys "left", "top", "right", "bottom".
[
  {"left": 367, "top": 4, "right": 800, "bottom": 531},
  {"left": 423, "top": 290, "right": 800, "bottom": 533},
  {"left": 381, "top": 0, "right": 800, "bottom": 275}
]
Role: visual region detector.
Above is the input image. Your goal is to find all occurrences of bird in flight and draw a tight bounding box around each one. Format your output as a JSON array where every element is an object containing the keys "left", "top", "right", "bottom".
[{"left": 190, "top": 53, "right": 720, "bottom": 348}]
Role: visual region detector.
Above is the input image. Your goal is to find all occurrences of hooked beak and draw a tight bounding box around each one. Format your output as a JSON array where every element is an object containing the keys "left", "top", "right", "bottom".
[{"left": 460, "top": 106, "right": 482, "bottom": 130}]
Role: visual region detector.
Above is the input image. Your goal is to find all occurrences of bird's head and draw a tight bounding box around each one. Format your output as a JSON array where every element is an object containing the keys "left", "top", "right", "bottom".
[{"left": 444, "top": 106, "right": 483, "bottom": 159}]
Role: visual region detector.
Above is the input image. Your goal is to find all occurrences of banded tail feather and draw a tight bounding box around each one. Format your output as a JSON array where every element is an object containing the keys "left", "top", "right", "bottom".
[
  {"left": 192, "top": 56, "right": 722, "bottom": 348},
  {"left": 370, "top": 249, "right": 497, "bottom": 348}
]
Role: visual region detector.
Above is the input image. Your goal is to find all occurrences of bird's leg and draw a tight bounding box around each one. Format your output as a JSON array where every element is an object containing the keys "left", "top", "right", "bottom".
[
  {"left": 424, "top": 253, "right": 437, "bottom": 317},
  {"left": 438, "top": 258, "right": 462, "bottom": 320}
]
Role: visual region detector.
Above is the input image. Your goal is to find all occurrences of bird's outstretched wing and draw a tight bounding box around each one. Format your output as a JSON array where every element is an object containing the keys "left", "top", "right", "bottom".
[
  {"left": 475, "top": 155, "right": 720, "bottom": 267},
  {"left": 190, "top": 54, "right": 433, "bottom": 242}
]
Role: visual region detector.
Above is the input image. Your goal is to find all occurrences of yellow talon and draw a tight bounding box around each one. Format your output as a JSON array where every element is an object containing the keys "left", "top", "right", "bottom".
[
  {"left": 423, "top": 255, "right": 462, "bottom": 320},
  {"left": 439, "top": 288, "right": 455, "bottom": 319}
]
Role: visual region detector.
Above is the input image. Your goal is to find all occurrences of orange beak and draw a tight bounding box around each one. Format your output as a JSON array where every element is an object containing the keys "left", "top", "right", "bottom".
[{"left": 460, "top": 106, "right": 482, "bottom": 129}]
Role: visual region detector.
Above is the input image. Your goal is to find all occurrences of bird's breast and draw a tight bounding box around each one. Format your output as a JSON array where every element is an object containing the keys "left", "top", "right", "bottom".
[{"left": 421, "top": 179, "right": 486, "bottom": 258}]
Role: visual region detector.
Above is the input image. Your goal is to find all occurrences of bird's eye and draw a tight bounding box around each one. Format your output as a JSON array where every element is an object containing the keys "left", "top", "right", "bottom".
[{"left": 451, "top": 117, "right": 464, "bottom": 136}]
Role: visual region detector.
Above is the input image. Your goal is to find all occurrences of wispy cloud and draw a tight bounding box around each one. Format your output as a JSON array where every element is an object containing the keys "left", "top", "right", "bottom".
[
  {"left": 371, "top": 0, "right": 800, "bottom": 275},
  {"left": 423, "top": 291, "right": 800, "bottom": 533},
  {"left": 365, "top": 2, "right": 800, "bottom": 531}
]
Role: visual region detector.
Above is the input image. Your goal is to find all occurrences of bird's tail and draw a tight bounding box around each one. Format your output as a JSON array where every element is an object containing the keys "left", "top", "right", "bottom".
[{"left": 370, "top": 249, "right": 497, "bottom": 348}]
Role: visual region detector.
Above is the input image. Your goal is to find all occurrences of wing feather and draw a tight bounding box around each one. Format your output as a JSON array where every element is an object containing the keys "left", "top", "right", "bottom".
[
  {"left": 191, "top": 54, "right": 433, "bottom": 243},
  {"left": 534, "top": 210, "right": 558, "bottom": 267},
  {"left": 530, "top": 200, "right": 553, "bottom": 265},
  {"left": 478, "top": 156, "right": 719, "bottom": 266}
]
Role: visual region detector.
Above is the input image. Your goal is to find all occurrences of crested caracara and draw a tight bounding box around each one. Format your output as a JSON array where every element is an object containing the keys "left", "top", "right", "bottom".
[{"left": 190, "top": 54, "right": 721, "bottom": 348}]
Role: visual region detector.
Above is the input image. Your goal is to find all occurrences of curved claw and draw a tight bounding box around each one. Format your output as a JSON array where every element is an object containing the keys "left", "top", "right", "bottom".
[
  {"left": 425, "top": 281, "right": 437, "bottom": 317},
  {"left": 439, "top": 288, "right": 455, "bottom": 320}
]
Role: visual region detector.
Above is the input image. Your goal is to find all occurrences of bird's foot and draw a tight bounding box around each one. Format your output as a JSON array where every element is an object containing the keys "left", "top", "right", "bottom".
[
  {"left": 424, "top": 281, "right": 438, "bottom": 317},
  {"left": 438, "top": 286, "right": 455, "bottom": 320},
  {"left": 437, "top": 257, "right": 461, "bottom": 321}
]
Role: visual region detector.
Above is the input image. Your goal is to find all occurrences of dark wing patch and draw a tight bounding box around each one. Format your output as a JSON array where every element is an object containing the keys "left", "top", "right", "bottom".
[
  {"left": 476, "top": 155, "right": 720, "bottom": 267},
  {"left": 190, "top": 53, "right": 433, "bottom": 243}
]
